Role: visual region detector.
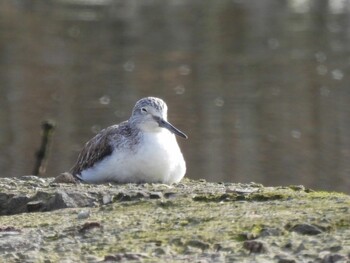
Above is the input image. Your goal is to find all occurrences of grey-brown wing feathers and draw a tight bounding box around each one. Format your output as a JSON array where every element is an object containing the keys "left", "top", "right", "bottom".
[{"left": 70, "top": 125, "right": 118, "bottom": 176}]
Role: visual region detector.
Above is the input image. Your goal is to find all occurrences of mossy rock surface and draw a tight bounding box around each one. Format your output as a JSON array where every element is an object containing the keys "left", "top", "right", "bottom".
[{"left": 0, "top": 177, "right": 349, "bottom": 262}]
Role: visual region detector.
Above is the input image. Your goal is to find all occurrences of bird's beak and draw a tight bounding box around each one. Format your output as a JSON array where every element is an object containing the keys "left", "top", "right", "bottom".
[{"left": 155, "top": 116, "right": 188, "bottom": 139}]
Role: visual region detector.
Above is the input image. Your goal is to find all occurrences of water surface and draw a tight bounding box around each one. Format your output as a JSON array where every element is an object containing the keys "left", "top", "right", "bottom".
[{"left": 1, "top": 0, "right": 350, "bottom": 193}]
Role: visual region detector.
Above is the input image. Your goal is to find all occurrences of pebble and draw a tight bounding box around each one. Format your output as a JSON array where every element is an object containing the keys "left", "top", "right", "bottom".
[
  {"left": 153, "top": 247, "right": 166, "bottom": 255},
  {"left": 186, "top": 240, "right": 210, "bottom": 250},
  {"left": 164, "top": 192, "right": 178, "bottom": 199},
  {"left": 52, "top": 173, "right": 77, "bottom": 184},
  {"left": 321, "top": 253, "right": 346, "bottom": 263},
  {"left": 243, "top": 240, "right": 266, "bottom": 253},
  {"left": 260, "top": 227, "right": 282, "bottom": 237},
  {"left": 289, "top": 224, "right": 323, "bottom": 235},
  {"left": 104, "top": 253, "right": 148, "bottom": 261},
  {"left": 77, "top": 210, "right": 90, "bottom": 219},
  {"left": 275, "top": 254, "right": 296, "bottom": 263},
  {"left": 79, "top": 222, "right": 102, "bottom": 233},
  {"left": 102, "top": 195, "right": 112, "bottom": 205}
]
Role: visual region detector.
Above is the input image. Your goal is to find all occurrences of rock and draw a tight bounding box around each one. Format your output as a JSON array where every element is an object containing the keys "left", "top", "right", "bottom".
[
  {"left": 288, "top": 185, "right": 305, "bottom": 191},
  {"left": 163, "top": 192, "right": 178, "bottom": 199},
  {"left": 153, "top": 247, "right": 166, "bottom": 255},
  {"left": 77, "top": 210, "right": 90, "bottom": 219},
  {"left": 0, "top": 193, "right": 10, "bottom": 204},
  {"left": 0, "top": 226, "right": 21, "bottom": 233},
  {"left": 295, "top": 242, "right": 306, "bottom": 253},
  {"left": 27, "top": 201, "right": 45, "bottom": 212},
  {"left": 259, "top": 227, "right": 282, "bottom": 237},
  {"left": 169, "top": 237, "right": 184, "bottom": 246},
  {"left": 329, "top": 245, "right": 342, "bottom": 252},
  {"left": 103, "top": 253, "right": 148, "bottom": 261},
  {"left": 149, "top": 191, "right": 163, "bottom": 199},
  {"left": 115, "top": 191, "right": 148, "bottom": 201},
  {"left": 65, "top": 192, "right": 95, "bottom": 207},
  {"left": 79, "top": 222, "right": 102, "bottom": 233},
  {"left": 289, "top": 224, "right": 323, "bottom": 235},
  {"left": 0, "top": 177, "right": 349, "bottom": 262},
  {"left": 243, "top": 240, "right": 266, "bottom": 253},
  {"left": 213, "top": 243, "right": 233, "bottom": 252},
  {"left": 186, "top": 240, "right": 210, "bottom": 250},
  {"left": 0, "top": 193, "right": 11, "bottom": 213},
  {"left": 46, "top": 191, "right": 77, "bottom": 210},
  {"left": 283, "top": 242, "right": 293, "bottom": 250},
  {"left": 320, "top": 253, "right": 346, "bottom": 263},
  {"left": 275, "top": 254, "right": 296, "bottom": 263},
  {"left": 5, "top": 195, "right": 30, "bottom": 215},
  {"left": 260, "top": 227, "right": 282, "bottom": 237},
  {"left": 46, "top": 191, "right": 95, "bottom": 210},
  {"left": 52, "top": 173, "right": 78, "bottom": 184},
  {"left": 278, "top": 259, "right": 296, "bottom": 263},
  {"left": 102, "top": 194, "right": 112, "bottom": 205}
]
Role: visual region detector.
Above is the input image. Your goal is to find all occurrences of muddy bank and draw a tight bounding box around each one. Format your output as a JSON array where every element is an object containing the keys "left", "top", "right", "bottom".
[{"left": 0, "top": 176, "right": 349, "bottom": 262}]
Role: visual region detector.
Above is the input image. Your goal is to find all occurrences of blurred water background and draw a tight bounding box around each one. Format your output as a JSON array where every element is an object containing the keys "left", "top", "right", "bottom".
[{"left": 1, "top": 0, "right": 350, "bottom": 193}]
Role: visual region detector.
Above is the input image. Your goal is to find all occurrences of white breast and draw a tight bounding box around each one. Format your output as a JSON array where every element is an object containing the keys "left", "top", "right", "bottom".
[{"left": 80, "top": 130, "right": 186, "bottom": 184}]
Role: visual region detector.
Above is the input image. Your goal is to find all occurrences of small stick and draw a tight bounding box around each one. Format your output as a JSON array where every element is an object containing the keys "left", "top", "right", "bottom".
[{"left": 33, "top": 120, "right": 56, "bottom": 176}]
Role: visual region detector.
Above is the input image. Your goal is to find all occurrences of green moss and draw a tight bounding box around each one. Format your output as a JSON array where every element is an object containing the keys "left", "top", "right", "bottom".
[
  {"left": 245, "top": 192, "right": 286, "bottom": 201},
  {"left": 192, "top": 193, "right": 239, "bottom": 202},
  {"left": 305, "top": 190, "right": 350, "bottom": 199}
]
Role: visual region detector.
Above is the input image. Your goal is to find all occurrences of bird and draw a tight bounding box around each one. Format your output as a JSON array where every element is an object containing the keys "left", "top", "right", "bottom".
[{"left": 70, "top": 97, "right": 187, "bottom": 184}]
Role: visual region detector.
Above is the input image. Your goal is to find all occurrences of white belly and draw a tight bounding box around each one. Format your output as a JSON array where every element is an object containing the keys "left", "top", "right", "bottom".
[{"left": 80, "top": 130, "right": 186, "bottom": 184}]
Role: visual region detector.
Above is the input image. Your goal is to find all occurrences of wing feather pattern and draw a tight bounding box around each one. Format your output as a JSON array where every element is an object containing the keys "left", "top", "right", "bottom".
[{"left": 70, "top": 124, "right": 122, "bottom": 177}]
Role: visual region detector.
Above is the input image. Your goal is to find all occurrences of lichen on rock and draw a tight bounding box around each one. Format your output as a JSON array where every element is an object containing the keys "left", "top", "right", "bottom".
[{"left": 0, "top": 176, "right": 349, "bottom": 262}]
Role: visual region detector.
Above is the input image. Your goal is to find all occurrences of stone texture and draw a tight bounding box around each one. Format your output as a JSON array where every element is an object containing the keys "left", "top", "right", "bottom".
[{"left": 0, "top": 176, "right": 349, "bottom": 262}]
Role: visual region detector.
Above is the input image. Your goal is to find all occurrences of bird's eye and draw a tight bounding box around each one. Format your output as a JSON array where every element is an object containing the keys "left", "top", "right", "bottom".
[{"left": 141, "top": 107, "right": 147, "bottom": 113}]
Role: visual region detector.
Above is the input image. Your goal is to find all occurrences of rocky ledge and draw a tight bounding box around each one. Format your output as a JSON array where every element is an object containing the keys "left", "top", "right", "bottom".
[{"left": 0, "top": 176, "right": 349, "bottom": 262}]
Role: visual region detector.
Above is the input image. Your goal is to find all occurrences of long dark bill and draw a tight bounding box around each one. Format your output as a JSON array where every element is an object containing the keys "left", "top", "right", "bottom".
[{"left": 156, "top": 117, "right": 188, "bottom": 139}]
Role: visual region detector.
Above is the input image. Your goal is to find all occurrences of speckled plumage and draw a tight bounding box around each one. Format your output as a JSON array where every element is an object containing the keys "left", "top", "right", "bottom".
[
  {"left": 70, "top": 97, "right": 187, "bottom": 184},
  {"left": 70, "top": 122, "right": 140, "bottom": 176}
]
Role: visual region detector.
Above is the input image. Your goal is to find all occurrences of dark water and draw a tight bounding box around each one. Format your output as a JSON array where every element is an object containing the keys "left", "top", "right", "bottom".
[{"left": 1, "top": 0, "right": 350, "bottom": 193}]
